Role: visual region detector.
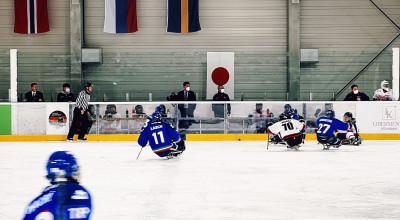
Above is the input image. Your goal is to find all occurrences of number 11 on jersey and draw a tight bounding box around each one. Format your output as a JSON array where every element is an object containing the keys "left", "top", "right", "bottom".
[{"left": 152, "top": 131, "right": 165, "bottom": 145}]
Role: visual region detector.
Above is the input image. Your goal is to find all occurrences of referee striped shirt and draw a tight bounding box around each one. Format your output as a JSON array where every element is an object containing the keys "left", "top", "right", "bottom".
[{"left": 75, "top": 90, "right": 90, "bottom": 110}]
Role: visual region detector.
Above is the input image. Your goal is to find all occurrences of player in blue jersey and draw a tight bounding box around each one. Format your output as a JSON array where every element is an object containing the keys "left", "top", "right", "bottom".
[
  {"left": 23, "top": 151, "right": 92, "bottom": 220},
  {"left": 316, "top": 110, "right": 350, "bottom": 149},
  {"left": 138, "top": 112, "right": 186, "bottom": 159}
]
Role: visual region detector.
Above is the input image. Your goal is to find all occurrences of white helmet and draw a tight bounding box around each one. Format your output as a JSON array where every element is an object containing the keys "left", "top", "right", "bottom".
[{"left": 381, "top": 80, "right": 389, "bottom": 91}]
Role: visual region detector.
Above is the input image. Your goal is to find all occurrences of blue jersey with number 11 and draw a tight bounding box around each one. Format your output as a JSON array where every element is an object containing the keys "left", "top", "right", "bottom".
[
  {"left": 316, "top": 117, "right": 349, "bottom": 137},
  {"left": 138, "top": 122, "right": 181, "bottom": 157}
]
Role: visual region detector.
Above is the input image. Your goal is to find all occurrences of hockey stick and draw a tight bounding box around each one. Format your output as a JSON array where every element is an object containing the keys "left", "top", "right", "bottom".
[
  {"left": 266, "top": 133, "right": 270, "bottom": 150},
  {"left": 136, "top": 147, "right": 144, "bottom": 160}
]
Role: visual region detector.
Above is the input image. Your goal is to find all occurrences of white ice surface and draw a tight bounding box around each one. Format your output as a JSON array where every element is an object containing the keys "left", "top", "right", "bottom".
[{"left": 0, "top": 141, "right": 399, "bottom": 220}]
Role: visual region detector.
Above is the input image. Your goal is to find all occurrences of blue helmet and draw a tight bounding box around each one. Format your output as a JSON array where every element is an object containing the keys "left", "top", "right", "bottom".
[
  {"left": 46, "top": 151, "right": 79, "bottom": 183},
  {"left": 155, "top": 105, "right": 166, "bottom": 114},
  {"left": 152, "top": 112, "right": 162, "bottom": 122},
  {"left": 325, "top": 110, "right": 335, "bottom": 118}
]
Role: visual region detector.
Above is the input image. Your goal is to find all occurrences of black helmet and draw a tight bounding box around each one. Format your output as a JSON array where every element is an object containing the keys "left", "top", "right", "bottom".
[
  {"left": 279, "top": 113, "right": 289, "bottom": 121},
  {"left": 344, "top": 112, "right": 353, "bottom": 118},
  {"left": 84, "top": 82, "right": 93, "bottom": 88}
]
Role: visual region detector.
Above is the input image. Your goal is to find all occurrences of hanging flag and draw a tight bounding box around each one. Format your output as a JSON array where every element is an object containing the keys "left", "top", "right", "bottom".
[
  {"left": 167, "top": 0, "right": 201, "bottom": 34},
  {"left": 14, "top": 0, "right": 50, "bottom": 34},
  {"left": 104, "top": 0, "right": 138, "bottom": 34},
  {"left": 207, "top": 52, "right": 235, "bottom": 100}
]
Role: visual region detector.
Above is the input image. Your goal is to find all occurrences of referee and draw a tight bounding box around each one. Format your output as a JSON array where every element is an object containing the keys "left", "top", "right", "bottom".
[{"left": 67, "top": 82, "right": 93, "bottom": 142}]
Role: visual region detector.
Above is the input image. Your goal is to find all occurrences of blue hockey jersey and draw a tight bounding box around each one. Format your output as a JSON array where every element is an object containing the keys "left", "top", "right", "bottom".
[
  {"left": 316, "top": 117, "right": 350, "bottom": 137},
  {"left": 23, "top": 182, "right": 92, "bottom": 220},
  {"left": 138, "top": 121, "right": 181, "bottom": 157}
]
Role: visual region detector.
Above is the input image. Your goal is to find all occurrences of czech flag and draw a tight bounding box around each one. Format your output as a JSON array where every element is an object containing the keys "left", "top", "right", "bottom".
[
  {"left": 14, "top": 0, "right": 50, "bottom": 34},
  {"left": 104, "top": 0, "right": 138, "bottom": 34},
  {"left": 167, "top": 0, "right": 201, "bottom": 34}
]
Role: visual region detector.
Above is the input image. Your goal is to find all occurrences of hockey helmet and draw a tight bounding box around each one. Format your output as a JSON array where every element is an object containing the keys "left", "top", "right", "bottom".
[
  {"left": 152, "top": 112, "right": 162, "bottom": 122},
  {"left": 279, "top": 113, "right": 289, "bottom": 121},
  {"left": 46, "top": 151, "right": 79, "bottom": 184},
  {"left": 325, "top": 110, "right": 335, "bottom": 118},
  {"left": 381, "top": 80, "right": 389, "bottom": 91},
  {"left": 155, "top": 104, "right": 166, "bottom": 114},
  {"left": 135, "top": 105, "right": 144, "bottom": 114}
]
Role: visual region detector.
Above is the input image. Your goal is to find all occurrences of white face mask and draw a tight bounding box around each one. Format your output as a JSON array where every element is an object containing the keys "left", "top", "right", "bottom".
[
  {"left": 353, "top": 90, "right": 359, "bottom": 94},
  {"left": 66, "top": 88, "right": 71, "bottom": 93},
  {"left": 220, "top": 89, "right": 225, "bottom": 93},
  {"left": 186, "top": 87, "right": 190, "bottom": 91}
]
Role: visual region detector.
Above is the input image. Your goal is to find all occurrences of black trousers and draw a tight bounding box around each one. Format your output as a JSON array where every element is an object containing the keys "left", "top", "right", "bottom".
[{"left": 67, "top": 107, "right": 90, "bottom": 140}]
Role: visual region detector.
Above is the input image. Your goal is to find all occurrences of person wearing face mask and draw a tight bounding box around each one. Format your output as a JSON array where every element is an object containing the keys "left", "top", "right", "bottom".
[
  {"left": 212, "top": 85, "right": 231, "bottom": 118},
  {"left": 343, "top": 84, "right": 370, "bottom": 101},
  {"left": 57, "top": 83, "right": 76, "bottom": 102},
  {"left": 373, "top": 80, "right": 393, "bottom": 101},
  {"left": 177, "top": 81, "right": 196, "bottom": 129}
]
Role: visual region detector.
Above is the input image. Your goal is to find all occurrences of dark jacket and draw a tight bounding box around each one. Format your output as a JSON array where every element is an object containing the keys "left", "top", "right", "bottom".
[
  {"left": 343, "top": 92, "right": 370, "bottom": 101},
  {"left": 57, "top": 92, "right": 76, "bottom": 102},
  {"left": 212, "top": 92, "right": 231, "bottom": 116},
  {"left": 24, "top": 91, "right": 44, "bottom": 102},
  {"left": 177, "top": 90, "right": 196, "bottom": 101}
]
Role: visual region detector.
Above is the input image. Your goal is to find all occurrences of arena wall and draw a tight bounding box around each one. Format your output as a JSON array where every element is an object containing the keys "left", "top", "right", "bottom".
[{"left": 0, "top": 0, "right": 399, "bottom": 101}]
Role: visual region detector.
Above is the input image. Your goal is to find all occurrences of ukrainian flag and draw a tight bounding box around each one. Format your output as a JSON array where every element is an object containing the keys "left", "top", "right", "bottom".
[{"left": 167, "top": 0, "right": 201, "bottom": 34}]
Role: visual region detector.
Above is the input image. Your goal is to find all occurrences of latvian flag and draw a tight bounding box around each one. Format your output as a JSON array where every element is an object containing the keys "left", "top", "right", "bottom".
[
  {"left": 167, "top": 0, "right": 201, "bottom": 34},
  {"left": 14, "top": 0, "right": 50, "bottom": 34},
  {"left": 104, "top": 0, "right": 138, "bottom": 34}
]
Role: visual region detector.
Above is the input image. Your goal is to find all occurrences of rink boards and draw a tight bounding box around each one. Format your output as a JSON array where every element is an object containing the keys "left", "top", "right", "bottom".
[{"left": 0, "top": 101, "right": 400, "bottom": 141}]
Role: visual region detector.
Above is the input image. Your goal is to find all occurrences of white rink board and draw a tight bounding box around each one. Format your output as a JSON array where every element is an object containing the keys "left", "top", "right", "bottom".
[
  {"left": 356, "top": 102, "right": 400, "bottom": 133},
  {"left": 0, "top": 141, "right": 399, "bottom": 219}
]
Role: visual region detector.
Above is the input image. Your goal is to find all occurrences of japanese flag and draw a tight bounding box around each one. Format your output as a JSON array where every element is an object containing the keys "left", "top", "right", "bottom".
[{"left": 207, "top": 52, "right": 235, "bottom": 100}]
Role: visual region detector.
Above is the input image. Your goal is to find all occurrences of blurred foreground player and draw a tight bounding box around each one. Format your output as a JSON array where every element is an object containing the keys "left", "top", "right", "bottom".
[
  {"left": 267, "top": 112, "right": 306, "bottom": 150},
  {"left": 337, "top": 112, "right": 362, "bottom": 145},
  {"left": 316, "top": 110, "right": 350, "bottom": 150},
  {"left": 23, "top": 151, "right": 92, "bottom": 220},
  {"left": 138, "top": 112, "right": 186, "bottom": 159}
]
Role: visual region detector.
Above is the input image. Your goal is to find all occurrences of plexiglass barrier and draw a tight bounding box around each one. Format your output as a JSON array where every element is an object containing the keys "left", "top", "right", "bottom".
[{"left": 76, "top": 102, "right": 355, "bottom": 134}]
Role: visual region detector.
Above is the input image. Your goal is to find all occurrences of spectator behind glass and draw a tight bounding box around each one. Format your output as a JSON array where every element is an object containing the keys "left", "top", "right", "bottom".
[
  {"left": 343, "top": 84, "right": 370, "bottom": 101},
  {"left": 177, "top": 81, "right": 196, "bottom": 129},
  {"left": 373, "top": 80, "right": 393, "bottom": 101},
  {"left": 24, "top": 82, "right": 44, "bottom": 102},
  {"left": 57, "top": 83, "right": 76, "bottom": 102},
  {"left": 212, "top": 85, "right": 231, "bottom": 118}
]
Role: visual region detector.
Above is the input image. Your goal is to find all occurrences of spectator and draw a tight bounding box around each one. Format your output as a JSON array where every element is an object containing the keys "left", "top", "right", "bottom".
[
  {"left": 212, "top": 85, "right": 231, "bottom": 118},
  {"left": 132, "top": 105, "right": 146, "bottom": 118},
  {"left": 67, "top": 82, "right": 93, "bottom": 142},
  {"left": 166, "top": 92, "right": 179, "bottom": 101},
  {"left": 343, "top": 84, "right": 370, "bottom": 101},
  {"left": 24, "top": 83, "right": 44, "bottom": 102},
  {"left": 373, "top": 80, "right": 393, "bottom": 101},
  {"left": 57, "top": 83, "right": 76, "bottom": 102},
  {"left": 177, "top": 81, "right": 196, "bottom": 129}
]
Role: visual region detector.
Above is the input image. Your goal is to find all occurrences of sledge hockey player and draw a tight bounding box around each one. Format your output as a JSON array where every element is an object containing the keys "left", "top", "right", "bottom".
[
  {"left": 267, "top": 112, "right": 306, "bottom": 150},
  {"left": 373, "top": 80, "right": 393, "bottom": 101},
  {"left": 23, "top": 151, "right": 92, "bottom": 220},
  {"left": 138, "top": 112, "right": 186, "bottom": 159},
  {"left": 316, "top": 110, "right": 350, "bottom": 150},
  {"left": 337, "top": 112, "right": 362, "bottom": 145}
]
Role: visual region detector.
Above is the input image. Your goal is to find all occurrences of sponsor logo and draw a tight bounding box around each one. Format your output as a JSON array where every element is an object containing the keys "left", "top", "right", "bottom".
[
  {"left": 48, "top": 111, "right": 67, "bottom": 127},
  {"left": 68, "top": 207, "right": 91, "bottom": 219},
  {"left": 71, "top": 190, "right": 89, "bottom": 200},
  {"left": 26, "top": 192, "right": 55, "bottom": 215},
  {"left": 382, "top": 106, "right": 396, "bottom": 120}
]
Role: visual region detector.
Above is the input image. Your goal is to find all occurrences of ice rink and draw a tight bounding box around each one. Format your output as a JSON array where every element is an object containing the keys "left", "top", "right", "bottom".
[{"left": 1, "top": 140, "right": 399, "bottom": 219}]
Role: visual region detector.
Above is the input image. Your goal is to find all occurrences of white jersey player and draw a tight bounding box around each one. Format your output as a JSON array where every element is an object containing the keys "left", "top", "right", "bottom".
[
  {"left": 267, "top": 113, "right": 306, "bottom": 149},
  {"left": 373, "top": 80, "right": 393, "bottom": 101},
  {"left": 337, "top": 112, "right": 362, "bottom": 145}
]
